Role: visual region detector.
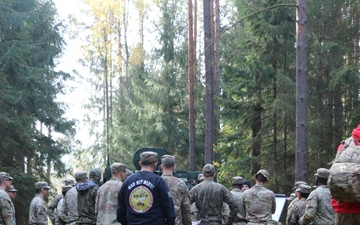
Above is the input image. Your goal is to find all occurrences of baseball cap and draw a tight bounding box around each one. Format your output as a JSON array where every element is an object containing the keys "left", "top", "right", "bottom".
[
  {"left": 161, "top": 155, "right": 175, "bottom": 166},
  {"left": 292, "top": 181, "right": 307, "bottom": 191},
  {"left": 256, "top": 169, "right": 269, "bottom": 179},
  {"left": 232, "top": 176, "right": 244, "bottom": 185},
  {"left": 111, "top": 163, "right": 127, "bottom": 174}
]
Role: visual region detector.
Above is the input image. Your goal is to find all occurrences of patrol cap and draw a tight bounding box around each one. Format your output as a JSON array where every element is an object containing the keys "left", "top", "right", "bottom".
[
  {"left": 125, "top": 169, "right": 133, "bottom": 178},
  {"left": 292, "top": 181, "right": 307, "bottom": 191},
  {"left": 296, "top": 184, "right": 312, "bottom": 194},
  {"left": 111, "top": 163, "right": 127, "bottom": 174},
  {"left": 232, "top": 176, "right": 244, "bottom": 185},
  {"left": 256, "top": 169, "right": 269, "bottom": 179},
  {"left": 314, "top": 168, "right": 330, "bottom": 179},
  {"left": 35, "top": 181, "right": 51, "bottom": 190},
  {"left": 64, "top": 179, "right": 75, "bottom": 186},
  {"left": 75, "top": 171, "right": 88, "bottom": 181},
  {"left": 140, "top": 151, "right": 158, "bottom": 164},
  {"left": 90, "top": 168, "right": 102, "bottom": 178},
  {"left": 8, "top": 185, "right": 17, "bottom": 192},
  {"left": 161, "top": 155, "right": 175, "bottom": 166},
  {"left": 0, "top": 172, "right": 13, "bottom": 181},
  {"left": 202, "top": 164, "right": 216, "bottom": 177}
]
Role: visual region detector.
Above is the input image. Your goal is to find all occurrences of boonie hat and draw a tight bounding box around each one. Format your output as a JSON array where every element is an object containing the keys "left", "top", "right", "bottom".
[
  {"left": 140, "top": 151, "right": 158, "bottom": 164},
  {"left": 256, "top": 169, "right": 269, "bottom": 179},
  {"left": 202, "top": 164, "right": 216, "bottom": 177},
  {"left": 296, "top": 184, "right": 312, "bottom": 194},
  {"left": 35, "top": 181, "right": 51, "bottom": 190},
  {"left": 8, "top": 185, "right": 17, "bottom": 192},
  {"left": 161, "top": 155, "right": 175, "bottom": 166},
  {"left": 75, "top": 171, "right": 88, "bottom": 181},
  {"left": 232, "top": 176, "right": 244, "bottom": 185},
  {"left": 111, "top": 163, "right": 127, "bottom": 174},
  {"left": 314, "top": 168, "right": 329, "bottom": 179}
]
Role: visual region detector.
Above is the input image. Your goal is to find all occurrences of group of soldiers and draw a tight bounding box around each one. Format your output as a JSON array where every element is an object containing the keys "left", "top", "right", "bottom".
[{"left": 0, "top": 152, "right": 340, "bottom": 225}]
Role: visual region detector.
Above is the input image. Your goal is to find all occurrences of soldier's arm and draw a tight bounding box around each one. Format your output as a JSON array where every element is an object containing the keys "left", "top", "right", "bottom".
[
  {"left": 179, "top": 182, "right": 192, "bottom": 225},
  {"left": 95, "top": 188, "right": 100, "bottom": 217},
  {"left": 299, "top": 193, "right": 317, "bottom": 225},
  {"left": 36, "top": 203, "right": 49, "bottom": 225},
  {"left": 287, "top": 204, "right": 299, "bottom": 225},
  {"left": 240, "top": 192, "right": 247, "bottom": 218},
  {"left": 58, "top": 199, "right": 69, "bottom": 223},
  {"left": 159, "top": 180, "right": 175, "bottom": 225},
  {"left": 0, "top": 198, "right": 15, "bottom": 225},
  {"left": 57, "top": 200, "right": 66, "bottom": 224},
  {"left": 47, "top": 197, "right": 59, "bottom": 224},
  {"left": 271, "top": 193, "right": 276, "bottom": 214}
]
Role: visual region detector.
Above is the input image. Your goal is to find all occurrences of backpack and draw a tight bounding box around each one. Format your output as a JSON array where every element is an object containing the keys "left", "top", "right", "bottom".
[{"left": 328, "top": 138, "right": 360, "bottom": 202}]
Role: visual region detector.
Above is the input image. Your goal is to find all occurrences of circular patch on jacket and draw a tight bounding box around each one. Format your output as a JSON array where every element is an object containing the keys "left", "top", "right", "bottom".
[{"left": 129, "top": 185, "right": 153, "bottom": 213}]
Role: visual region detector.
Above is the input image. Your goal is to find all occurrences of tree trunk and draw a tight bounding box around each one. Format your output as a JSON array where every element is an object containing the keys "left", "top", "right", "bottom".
[
  {"left": 188, "top": 0, "right": 196, "bottom": 170},
  {"left": 295, "top": 0, "right": 308, "bottom": 181},
  {"left": 204, "top": 0, "right": 214, "bottom": 164}
]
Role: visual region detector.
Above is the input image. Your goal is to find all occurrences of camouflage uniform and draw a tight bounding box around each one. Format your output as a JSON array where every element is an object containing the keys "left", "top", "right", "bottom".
[
  {"left": 241, "top": 184, "right": 276, "bottom": 224},
  {"left": 287, "top": 198, "right": 306, "bottom": 225},
  {"left": 56, "top": 198, "right": 66, "bottom": 225},
  {"left": 298, "top": 185, "right": 335, "bottom": 225},
  {"left": 161, "top": 174, "right": 192, "bottom": 225},
  {"left": 48, "top": 194, "right": 63, "bottom": 224},
  {"left": 60, "top": 186, "right": 78, "bottom": 225},
  {"left": 77, "top": 179, "right": 99, "bottom": 225},
  {"left": 95, "top": 177, "right": 123, "bottom": 225},
  {"left": 0, "top": 189, "right": 16, "bottom": 225},
  {"left": 189, "top": 165, "right": 238, "bottom": 225},
  {"left": 29, "top": 196, "right": 48, "bottom": 225},
  {"left": 231, "top": 188, "right": 246, "bottom": 225}
]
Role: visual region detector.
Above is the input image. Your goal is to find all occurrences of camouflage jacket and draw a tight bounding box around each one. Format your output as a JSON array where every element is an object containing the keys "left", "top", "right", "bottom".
[
  {"left": 161, "top": 174, "right": 192, "bottom": 225},
  {"left": 47, "top": 194, "right": 62, "bottom": 224},
  {"left": 0, "top": 189, "right": 16, "bottom": 225},
  {"left": 241, "top": 184, "right": 276, "bottom": 223},
  {"left": 298, "top": 185, "right": 335, "bottom": 225},
  {"left": 60, "top": 186, "right": 78, "bottom": 223},
  {"left": 29, "top": 196, "right": 48, "bottom": 225},
  {"left": 189, "top": 178, "right": 238, "bottom": 225},
  {"left": 76, "top": 180, "right": 99, "bottom": 224},
  {"left": 231, "top": 188, "right": 246, "bottom": 222},
  {"left": 55, "top": 198, "right": 66, "bottom": 225},
  {"left": 95, "top": 177, "right": 123, "bottom": 225},
  {"left": 287, "top": 198, "right": 306, "bottom": 225},
  {"left": 287, "top": 197, "right": 300, "bottom": 224}
]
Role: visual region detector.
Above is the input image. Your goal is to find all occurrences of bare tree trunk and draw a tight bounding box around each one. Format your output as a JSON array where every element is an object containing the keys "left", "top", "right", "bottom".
[
  {"left": 204, "top": 0, "right": 214, "bottom": 164},
  {"left": 295, "top": 0, "right": 308, "bottom": 181},
  {"left": 188, "top": 0, "right": 196, "bottom": 171}
]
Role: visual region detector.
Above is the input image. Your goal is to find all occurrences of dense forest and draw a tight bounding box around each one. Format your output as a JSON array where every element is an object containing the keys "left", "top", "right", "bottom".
[{"left": 1, "top": 0, "right": 360, "bottom": 223}]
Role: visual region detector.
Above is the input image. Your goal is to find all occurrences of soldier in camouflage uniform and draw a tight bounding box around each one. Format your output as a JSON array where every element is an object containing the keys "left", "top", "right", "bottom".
[
  {"left": 59, "top": 172, "right": 84, "bottom": 225},
  {"left": 55, "top": 185, "right": 73, "bottom": 225},
  {"left": 48, "top": 179, "right": 75, "bottom": 225},
  {"left": 298, "top": 168, "right": 335, "bottom": 225},
  {"left": 0, "top": 172, "right": 15, "bottom": 225},
  {"left": 241, "top": 169, "right": 277, "bottom": 225},
  {"left": 230, "top": 176, "right": 247, "bottom": 225},
  {"left": 76, "top": 169, "right": 100, "bottom": 225},
  {"left": 286, "top": 181, "right": 308, "bottom": 225},
  {"left": 29, "top": 181, "right": 51, "bottom": 225},
  {"left": 287, "top": 184, "right": 311, "bottom": 225},
  {"left": 6, "top": 185, "right": 17, "bottom": 202},
  {"left": 189, "top": 164, "right": 238, "bottom": 225},
  {"left": 95, "top": 163, "right": 127, "bottom": 225},
  {"left": 160, "top": 155, "right": 192, "bottom": 225}
]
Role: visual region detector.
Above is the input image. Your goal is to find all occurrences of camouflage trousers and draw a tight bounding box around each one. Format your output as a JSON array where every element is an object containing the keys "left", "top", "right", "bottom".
[
  {"left": 247, "top": 221, "right": 282, "bottom": 225},
  {"left": 232, "top": 222, "right": 247, "bottom": 225},
  {"left": 335, "top": 212, "right": 360, "bottom": 225}
]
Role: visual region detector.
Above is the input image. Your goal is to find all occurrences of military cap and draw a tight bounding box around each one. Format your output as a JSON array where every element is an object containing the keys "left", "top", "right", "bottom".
[
  {"left": 314, "top": 168, "right": 330, "bottom": 179},
  {"left": 161, "top": 155, "right": 175, "bottom": 166},
  {"left": 90, "top": 168, "right": 102, "bottom": 178},
  {"left": 35, "top": 181, "right": 51, "bottom": 190},
  {"left": 256, "top": 169, "right": 269, "bottom": 179},
  {"left": 64, "top": 179, "right": 75, "bottom": 186},
  {"left": 140, "top": 151, "right": 158, "bottom": 164},
  {"left": 8, "top": 185, "right": 17, "bottom": 192},
  {"left": 287, "top": 193, "right": 296, "bottom": 202},
  {"left": 75, "top": 171, "right": 88, "bottom": 181},
  {"left": 296, "top": 184, "right": 312, "bottom": 194},
  {"left": 292, "top": 181, "right": 307, "bottom": 191},
  {"left": 202, "top": 164, "right": 216, "bottom": 177},
  {"left": 111, "top": 163, "right": 127, "bottom": 174},
  {"left": 0, "top": 172, "right": 13, "bottom": 181},
  {"left": 232, "top": 176, "right": 244, "bottom": 185},
  {"left": 62, "top": 184, "right": 73, "bottom": 191},
  {"left": 197, "top": 174, "right": 204, "bottom": 182},
  {"left": 125, "top": 169, "right": 133, "bottom": 178}
]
